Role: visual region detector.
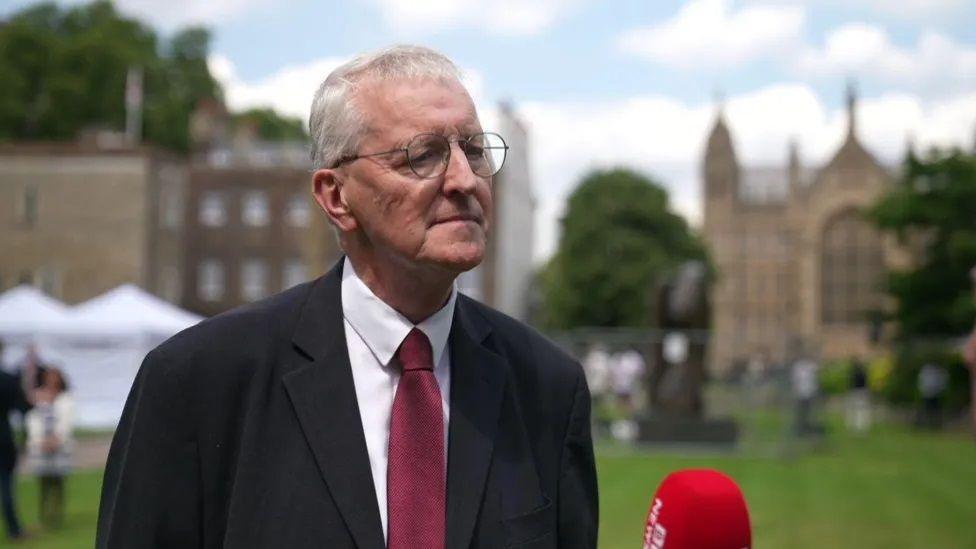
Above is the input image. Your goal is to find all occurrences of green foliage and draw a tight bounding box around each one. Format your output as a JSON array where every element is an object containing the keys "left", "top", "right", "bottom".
[
  {"left": 881, "top": 343, "right": 971, "bottom": 411},
  {"left": 232, "top": 107, "right": 308, "bottom": 141},
  {"left": 540, "top": 168, "right": 707, "bottom": 328},
  {"left": 0, "top": 1, "right": 219, "bottom": 151},
  {"left": 871, "top": 150, "right": 976, "bottom": 339},
  {"left": 870, "top": 150, "right": 975, "bottom": 410},
  {"left": 818, "top": 359, "right": 852, "bottom": 396},
  {"left": 817, "top": 356, "right": 895, "bottom": 396},
  {"left": 0, "top": 1, "right": 302, "bottom": 151}
]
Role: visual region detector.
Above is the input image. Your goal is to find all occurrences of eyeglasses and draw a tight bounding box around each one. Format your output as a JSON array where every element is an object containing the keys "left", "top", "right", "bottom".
[{"left": 332, "top": 132, "right": 508, "bottom": 179}]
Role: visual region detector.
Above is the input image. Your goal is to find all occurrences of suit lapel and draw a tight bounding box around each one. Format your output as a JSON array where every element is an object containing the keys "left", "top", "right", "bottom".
[
  {"left": 445, "top": 297, "right": 507, "bottom": 549},
  {"left": 285, "top": 261, "right": 385, "bottom": 549}
]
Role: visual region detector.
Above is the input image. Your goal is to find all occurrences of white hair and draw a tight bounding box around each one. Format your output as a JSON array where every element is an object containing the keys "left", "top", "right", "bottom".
[{"left": 308, "top": 45, "right": 464, "bottom": 170}]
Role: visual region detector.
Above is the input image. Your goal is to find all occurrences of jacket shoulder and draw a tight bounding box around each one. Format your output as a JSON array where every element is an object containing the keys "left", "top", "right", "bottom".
[
  {"left": 151, "top": 281, "right": 314, "bottom": 373},
  {"left": 458, "top": 294, "right": 581, "bottom": 382}
]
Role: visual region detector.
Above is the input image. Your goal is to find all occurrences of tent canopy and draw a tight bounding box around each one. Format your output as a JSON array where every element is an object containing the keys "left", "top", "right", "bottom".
[
  {"left": 0, "top": 285, "right": 71, "bottom": 335},
  {"left": 66, "top": 284, "right": 203, "bottom": 336}
]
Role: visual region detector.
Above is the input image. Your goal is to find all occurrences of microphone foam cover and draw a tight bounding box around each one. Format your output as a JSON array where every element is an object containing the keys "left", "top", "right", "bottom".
[{"left": 642, "top": 469, "right": 751, "bottom": 549}]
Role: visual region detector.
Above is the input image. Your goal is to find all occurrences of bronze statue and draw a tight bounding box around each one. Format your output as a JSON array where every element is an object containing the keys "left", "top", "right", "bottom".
[{"left": 647, "top": 261, "right": 710, "bottom": 418}]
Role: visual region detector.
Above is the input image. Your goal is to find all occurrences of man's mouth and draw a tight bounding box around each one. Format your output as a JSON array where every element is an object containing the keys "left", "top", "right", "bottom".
[{"left": 433, "top": 214, "right": 481, "bottom": 226}]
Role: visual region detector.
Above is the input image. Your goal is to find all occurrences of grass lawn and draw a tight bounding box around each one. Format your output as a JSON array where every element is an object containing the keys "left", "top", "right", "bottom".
[
  {"left": 599, "top": 425, "right": 976, "bottom": 548},
  {"left": 10, "top": 424, "right": 976, "bottom": 548},
  {"left": 14, "top": 469, "right": 103, "bottom": 548}
]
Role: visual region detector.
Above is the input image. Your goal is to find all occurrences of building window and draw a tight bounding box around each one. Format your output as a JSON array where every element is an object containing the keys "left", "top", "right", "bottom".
[
  {"left": 820, "top": 209, "right": 885, "bottom": 325},
  {"left": 199, "top": 191, "right": 227, "bottom": 227},
  {"left": 161, "top": 187, "right": 183, "bottom": 229},
  {"left": 282, "top": 258, "right": 306, "bottom": 290},
  {"left": 241, "top": 259, "right": 269, "bottom": 302},
  {"left": 286, "top": 193, "right": 311, "bottom": 227},
  {"left": 198, "top": 259, "right": 225, "bottom": 301},
  {"left": 160, "top": 265, "right": 182, "bottom": 303},
  {"left": 38, "top": 266, "right": 61, "bottom": 298},
  {"left": 242, "top": 190, "right": 270, "bottom": 227},
  {"left": 20, "top": 186, "right": 38, "bottom": 227}
]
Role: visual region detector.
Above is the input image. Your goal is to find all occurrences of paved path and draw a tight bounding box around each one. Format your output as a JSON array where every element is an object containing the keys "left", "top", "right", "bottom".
[{"left": 16, "top": 434, "right": 114, "bottom": 475}]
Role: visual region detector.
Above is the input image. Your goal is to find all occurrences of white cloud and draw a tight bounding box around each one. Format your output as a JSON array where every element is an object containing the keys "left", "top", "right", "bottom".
[
  {"left": 798, "top": 24, "right": 976, "bottom": 94},
  {"left": 518, "top": 86, "right": 976, "bottom": 263},
  {"left": 209, "top": 53, "right": 493, "bottom": 126},
  {"left": 617, "top": 0, "right": 805, "bottom": 68},
  {"left": 209, "top": 54, "right": 348, "bottom": 120},
  {"left": 370, "top": 0, "right": 580, "bottom": 36},
  {"left": 757, "top": 0, "right": 969, "bottom": 21}
]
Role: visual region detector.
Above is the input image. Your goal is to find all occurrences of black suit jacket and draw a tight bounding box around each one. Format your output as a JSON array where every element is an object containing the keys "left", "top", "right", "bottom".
[
  {"left": 0, "top": 368, "right": 31, "bottom": 472},
  {"left": 96, "top": 261, "right": 598, "bottom": 548}
]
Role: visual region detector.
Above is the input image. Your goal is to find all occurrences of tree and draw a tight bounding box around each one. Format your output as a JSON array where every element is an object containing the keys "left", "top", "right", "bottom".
[
  {"left": 871, "top": 150, "right": 976, "bottom": 339},
  {"left": 0, "top": 2, "right": 160, "bottom": 141},
  {"left": 540, "top": 168, "right": 708, "bottom": 329},
  {"left": 232, "top": 107, "right": 307, "bottom": 142},
  {"left": 870, "top": 150, "right": 975, "bottom": 411},
  {"left": 0, "top": 1, "right": 300, "bottom": 151}
]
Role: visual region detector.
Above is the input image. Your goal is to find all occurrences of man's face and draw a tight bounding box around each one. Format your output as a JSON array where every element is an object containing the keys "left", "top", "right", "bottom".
[{"left": 340, "top": 77, "right": 492, "bottom": 273}]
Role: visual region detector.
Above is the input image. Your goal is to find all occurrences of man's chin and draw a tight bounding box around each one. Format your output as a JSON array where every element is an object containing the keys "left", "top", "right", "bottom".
[{"left": 421, "top": 243, "right": 485, "bottom": 273}]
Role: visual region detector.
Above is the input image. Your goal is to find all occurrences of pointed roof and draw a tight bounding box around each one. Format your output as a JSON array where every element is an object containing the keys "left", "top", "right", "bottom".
[
  {"left": 0, "top": 285, "right": 71, "bottom": 335},
  {"left": 705, "top": 104, "right": 734, "bottom": 156},
  {"left": 65, "top": 284, "right": 203, "bottom": 336},
  {"left": 817, "top": 82, "right": 884, "bottom": 177}
]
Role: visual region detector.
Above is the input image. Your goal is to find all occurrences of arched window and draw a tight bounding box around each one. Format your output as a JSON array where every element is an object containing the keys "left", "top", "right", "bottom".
[{"left": 820, "top": 209, "right": 885, "bottom": 325}]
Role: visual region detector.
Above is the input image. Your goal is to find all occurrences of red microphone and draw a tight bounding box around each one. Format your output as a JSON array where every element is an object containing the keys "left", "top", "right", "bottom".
[{"left": 642, "top": 469, "right": 751, "bottom": 549}]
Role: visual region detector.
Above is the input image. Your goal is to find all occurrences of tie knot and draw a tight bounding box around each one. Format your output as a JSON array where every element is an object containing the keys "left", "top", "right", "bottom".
[{"left": 397, "top": 328, "right": 433, "bottom": 372}]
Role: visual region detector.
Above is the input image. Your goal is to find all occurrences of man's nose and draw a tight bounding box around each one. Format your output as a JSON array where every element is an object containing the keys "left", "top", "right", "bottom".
[{"left": 441, "top": 142, "right": 480, "bottom": 195}]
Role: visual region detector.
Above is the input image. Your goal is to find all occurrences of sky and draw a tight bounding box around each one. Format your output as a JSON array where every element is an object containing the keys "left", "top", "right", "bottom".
[{"left": 5, "top": 0, "right": 976, "bottom": 263}]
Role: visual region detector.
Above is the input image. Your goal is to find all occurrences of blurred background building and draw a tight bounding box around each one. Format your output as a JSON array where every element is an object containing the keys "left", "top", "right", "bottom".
[
  {"left": 181, "top": 102, "right": 337, "bottom": 316},
  {"left": 703, "top": 86, "right": 910, "bottom": 373},
  {"left": 0, "top": 137, "right": 186, "bottom": 304}
]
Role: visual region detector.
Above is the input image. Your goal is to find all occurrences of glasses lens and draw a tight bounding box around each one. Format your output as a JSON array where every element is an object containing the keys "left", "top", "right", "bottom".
[
  {"left": 407, "top": 134, "right": 450, "bottom": 178},
  {"left": 465, "top": 133, "right": 507, "bottom": 177}
]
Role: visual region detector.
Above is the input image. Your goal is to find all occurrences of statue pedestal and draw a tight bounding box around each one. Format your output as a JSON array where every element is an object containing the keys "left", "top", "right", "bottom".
[{"left": 636, "top": 416, "right": 739, "bottom": 448}]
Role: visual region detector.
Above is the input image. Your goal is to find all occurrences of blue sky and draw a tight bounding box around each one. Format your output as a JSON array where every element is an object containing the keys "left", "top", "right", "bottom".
[{"left": 5, "top": 0, "right": 976, "bottom": 261}]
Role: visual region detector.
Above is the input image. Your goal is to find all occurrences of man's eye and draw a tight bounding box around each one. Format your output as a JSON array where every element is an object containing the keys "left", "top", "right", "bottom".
[
  {"left": 463, "top": 144, "right": 485, "bottom": 158},
  {"left": 412, "top": 149, "right": 438, "bottom": 163}
]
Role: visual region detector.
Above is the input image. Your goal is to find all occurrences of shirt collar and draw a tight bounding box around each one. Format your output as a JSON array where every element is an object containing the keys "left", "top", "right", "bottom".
[{"left": 340, "top": 257, "right": 456, "bottom": 369}]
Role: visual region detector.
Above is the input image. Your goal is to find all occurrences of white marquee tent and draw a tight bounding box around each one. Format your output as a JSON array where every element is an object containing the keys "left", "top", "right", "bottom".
[
  {"left": 0, "top": 285, "right": 71, "bottom": 340},
  {"left": 0, "top": 284, "right": 203, "bottom": 427}
]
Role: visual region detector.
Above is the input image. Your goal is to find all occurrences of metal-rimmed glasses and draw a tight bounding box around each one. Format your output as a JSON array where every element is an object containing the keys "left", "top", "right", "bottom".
[{"left": 332, "top": 131, "right": 508, "bottom": 179}]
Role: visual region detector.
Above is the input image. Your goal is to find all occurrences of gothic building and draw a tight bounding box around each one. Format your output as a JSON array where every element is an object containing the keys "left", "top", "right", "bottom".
[{"left": 702, "top": 87, "right": 907, "bottom": 371}]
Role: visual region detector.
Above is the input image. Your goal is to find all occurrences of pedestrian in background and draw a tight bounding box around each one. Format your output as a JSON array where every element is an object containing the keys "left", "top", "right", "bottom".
[
  {"left": 917, "top": 362, "right": 948, "bottom": 430},
  {"left": 846, "top": 358, "right": 871, "bottom": 434},
  {"left": 0, "top": 339, "right": 34, "bottom": 542},
  {"left": 792, "top": 356, "right": 820, "bottom": 436},
  {"left": 26, "top": 367, "right": 73, "bottom": 530},
  {"left": 609, "top": 347, "right": 645, "bottom": 441}
]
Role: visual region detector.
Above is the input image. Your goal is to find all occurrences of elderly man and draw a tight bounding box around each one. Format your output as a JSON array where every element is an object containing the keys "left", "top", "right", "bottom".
[{"left": 97, "top": 45, "right": 598, "bottom": 549}]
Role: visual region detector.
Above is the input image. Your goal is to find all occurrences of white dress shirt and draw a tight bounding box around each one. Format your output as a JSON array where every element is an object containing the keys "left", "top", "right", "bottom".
[{"left": 340, "top": 258, "right": 455, "bottom": 542}]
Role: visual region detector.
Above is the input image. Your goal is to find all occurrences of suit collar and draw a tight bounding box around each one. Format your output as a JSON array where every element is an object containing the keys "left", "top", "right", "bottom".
[
  {"left": 445, "top": 295, "right": 507, "bottom": 549},
  {"left": 289, "top": 263, "right": 507, "bottom": 549},
  {"left": 340, "top": 256, "right": 457, "bottom": 371},
  {"left": 286, "top": 260, "right": 385, "bottom": 549}
]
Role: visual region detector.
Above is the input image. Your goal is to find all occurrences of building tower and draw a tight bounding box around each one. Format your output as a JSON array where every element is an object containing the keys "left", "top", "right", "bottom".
[{"left": 702, "top": 106, "right": 739, "bottom": 237}]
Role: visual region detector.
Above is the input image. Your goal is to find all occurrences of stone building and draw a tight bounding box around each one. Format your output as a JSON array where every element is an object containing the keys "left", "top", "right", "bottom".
[
  {"left": 0, "top": 140, "right": 186, "bottom": 304},
  {"left": 181, "top": 144, "right": 339, "bottom": 317},
  {"left": 702, "top": 87, "right": 906, "bottom": 372}
]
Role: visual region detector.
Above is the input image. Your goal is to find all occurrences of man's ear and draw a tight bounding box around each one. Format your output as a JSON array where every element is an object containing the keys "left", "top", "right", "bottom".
[{"left": 312, "top": 168, "right": 358, "bottom": 232}]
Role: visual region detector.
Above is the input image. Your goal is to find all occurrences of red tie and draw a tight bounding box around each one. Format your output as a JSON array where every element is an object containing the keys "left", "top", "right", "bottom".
[{"left": 388, "top": 328, "right": 445, "bottom": 549}]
